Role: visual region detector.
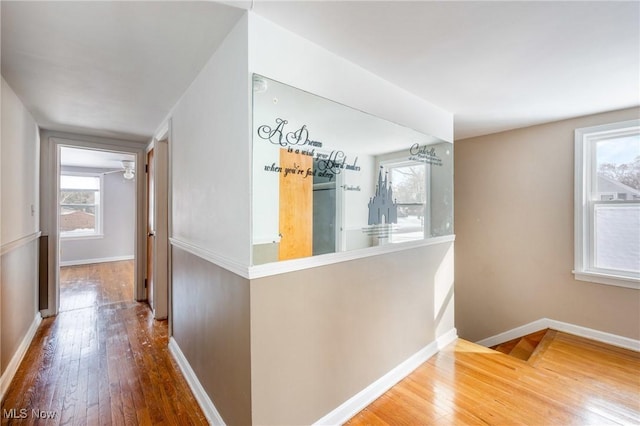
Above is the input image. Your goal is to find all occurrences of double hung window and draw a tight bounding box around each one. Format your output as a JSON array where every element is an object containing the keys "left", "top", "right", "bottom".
[
  {"left": 574, "top": 120, "right": 640, "bottom": 288},
  {"left": 60, "top": 174, "right": 103, "bottom": 238}
]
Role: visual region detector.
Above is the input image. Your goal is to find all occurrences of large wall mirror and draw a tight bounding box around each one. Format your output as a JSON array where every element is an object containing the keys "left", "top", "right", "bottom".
[{"left": 252, "top": 74, "right": 453, "bottom": 265}]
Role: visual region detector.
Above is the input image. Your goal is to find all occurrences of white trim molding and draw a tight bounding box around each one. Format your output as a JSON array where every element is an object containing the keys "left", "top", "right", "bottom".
[
  {"left": 313, "top": 328, "right": 458, "bottom": 426},
  {"left": 169, "top": 238, "right": 248, "bottom": 278},
  {"left": 0, "top": 313, "right": 42, "bottom": 401},
  {"left": 172, "top": 235, "right": 455, "bottom": 280},
  {"left": 59, "top": 255, "right": 134, "bottom": 267},
  {"left": 476, "top": 318, "right": 640, "bottom": 352},
  {"left": 249, "top": 235, "right": 456, "bottom": 279},
  {"left": 574, "top": 119, "right": 640, "bottom": 290},
  {"left": 0, "top": 231, "right": 42, "bottom": 256},
  {"left": 168, "top": 338, "right": 226, "bottom": 425}
]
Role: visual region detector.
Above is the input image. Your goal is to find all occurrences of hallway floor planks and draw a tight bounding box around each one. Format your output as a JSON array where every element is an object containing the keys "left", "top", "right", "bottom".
[
  {"left": 347, "top": 331, "right": 640, "bottom": 425},
  {"left": 1, "top": 262, "right": 206, "bottom": 425}
]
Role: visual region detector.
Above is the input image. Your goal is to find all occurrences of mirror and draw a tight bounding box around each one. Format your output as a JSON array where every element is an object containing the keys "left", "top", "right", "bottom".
[{"left": 252, "top": 75, "right": 453, "bottom": 265}]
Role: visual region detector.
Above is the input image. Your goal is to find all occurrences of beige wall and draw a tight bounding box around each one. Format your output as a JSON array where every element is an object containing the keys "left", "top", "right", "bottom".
[
  {"left": 172, "top": 247, "right": 252, "bottom": 425},
  {"left": 1, "top": 242, "right": 38, "bottom": 373},
  {"left": 454, "top": 107, "right": 640, "bottom": 342},
  {"left": 250, "top": 242, "right": 455, "bottom": 425}
]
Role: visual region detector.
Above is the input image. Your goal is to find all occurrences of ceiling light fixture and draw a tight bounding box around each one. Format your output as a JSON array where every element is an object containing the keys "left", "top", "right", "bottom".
[{"left": 122, "top": 160, "right": 135, "bottom": 180}]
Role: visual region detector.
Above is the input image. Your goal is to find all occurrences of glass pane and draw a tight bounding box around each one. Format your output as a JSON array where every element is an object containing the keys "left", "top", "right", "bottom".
[
  {"left": 595, "top": 135, "right": 640, "bottom": 201},
  {"left": 60, "top": 190, "right": 96, "bottom": 205},
  {"left": 594, "top": 204, "right": 640, "bottom": 273},
  {"left": 61, "top": 175, "right": 100, "bottom": 190},
  {"left": 251, "top": 74, "right": 453, "bottom": 265},
  {"left": 390, "top": 165, "right": 426, "bottom": 204},
  {"left": 60, "top": 205, "right": 96, "bottom": 234}
]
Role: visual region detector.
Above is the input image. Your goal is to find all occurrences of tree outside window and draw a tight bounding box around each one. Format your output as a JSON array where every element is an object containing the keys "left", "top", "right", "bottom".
[{"left": 60, "top": 174, "right": 102, "bottom": 237}]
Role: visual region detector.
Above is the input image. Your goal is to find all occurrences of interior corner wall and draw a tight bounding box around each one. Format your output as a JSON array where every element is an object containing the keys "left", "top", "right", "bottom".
[
  {"left": 170, "top": 13, "right": 251, "bottom": 266},
  {"left": 0, "top": 77, "right": 40, "bottom": 375},
  {"left": 454, "top": 107, "right": 640, "bottom": 343},
  {"left": 247, "top": 14, "right": 455, "bottom": 425},
  {"left": 168, "top": 13, "right": 253, "bottom": 426}
]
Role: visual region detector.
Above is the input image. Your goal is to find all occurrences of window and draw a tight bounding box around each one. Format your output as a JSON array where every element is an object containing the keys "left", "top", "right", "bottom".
[
  {"left": 574, "top": 119, "right": 640, "bottom": 289},
  {"left": 382, "top": 160, "right": 429, "bottom": 243},
  {"left": 60, "top": 174, "right": 103, "bottom": 238}
]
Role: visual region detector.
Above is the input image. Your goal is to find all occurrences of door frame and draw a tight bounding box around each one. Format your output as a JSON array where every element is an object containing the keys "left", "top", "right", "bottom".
[
  {"left": 145, "top": 122, "right": 170, "bottom": 320},
  {"left": 44, "top": 136, "right": 146, "bottom": 317}
]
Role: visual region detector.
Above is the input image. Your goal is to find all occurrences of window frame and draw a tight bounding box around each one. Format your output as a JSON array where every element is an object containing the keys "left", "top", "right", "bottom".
[
  {"left": 59, "top": 172, "right": 104, "bottom": 240},
  {"left": 574, "top": 119, "right": 640, "bottom": 289},
  {"left": 379, "top": 158, "right": 431, "bottom": 243}
]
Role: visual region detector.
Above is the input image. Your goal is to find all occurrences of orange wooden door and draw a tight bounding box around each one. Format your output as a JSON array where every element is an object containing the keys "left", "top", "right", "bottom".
[
  {"left": 146, "top": 148, "right": 155, "bottom": 308},
  {"left": 278, "top": 149, "right": 313, "bottom": 260}
]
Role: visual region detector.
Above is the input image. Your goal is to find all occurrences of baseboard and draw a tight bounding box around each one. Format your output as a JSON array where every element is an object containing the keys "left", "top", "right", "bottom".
[
  {"left": 59, "top": 255, "right": 134, "bottom": 267},
  {"left": 475, "top": 319, "right": 550, "bottom": 348},
  {"left": 476, "top": 318, "right": 640, "bottom": 352},
  {"left": 0, "top": 312, "right": 42, "bottom": 401},
  {"left": 313, "top": 328, "right": 458, "bottom": 426},
  {"left": 168, "top": 337, "right": 226, "bottom": 425}
]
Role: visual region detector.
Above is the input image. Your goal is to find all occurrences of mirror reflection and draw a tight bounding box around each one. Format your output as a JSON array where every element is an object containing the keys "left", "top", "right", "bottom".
[{"left": 252, "top": 75, "right": 453, "bottom": 265}]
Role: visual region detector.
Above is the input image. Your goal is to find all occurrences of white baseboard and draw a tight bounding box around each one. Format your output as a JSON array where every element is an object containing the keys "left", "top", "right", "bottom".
[
  {"left": 0, "top": 312, "right": 42, "bottom": 401},
  {"left": 168, "top": 337, "right": 226, "bottom": 425},
  {"left": 476, "top": 318, "right": 640, "bottom": 352},
  {"left": 59, "top": 255, "right": 134, "bottom": 267},
  {"left": 313, "top": 328, "right": 458, "bottom": 426}
]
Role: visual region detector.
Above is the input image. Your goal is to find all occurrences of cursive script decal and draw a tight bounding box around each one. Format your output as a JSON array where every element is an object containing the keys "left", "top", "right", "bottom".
[{"left": 257, "top": 118, "right": 323, "bottom": 148}]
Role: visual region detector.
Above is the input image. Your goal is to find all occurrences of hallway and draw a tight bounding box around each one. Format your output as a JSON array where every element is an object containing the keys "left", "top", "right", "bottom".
[{"left": 1, "top": 262, "right": 206, "bottom": 425}]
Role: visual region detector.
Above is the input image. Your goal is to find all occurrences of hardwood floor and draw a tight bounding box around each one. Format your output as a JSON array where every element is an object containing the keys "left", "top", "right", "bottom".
[
  {"left": 347, "top": 331, "right": 640, "bottom": 425},
  {"left": 1, "top": 262, "right": 206, "bottom": 425},
  {"left": 59, "top": 261, "right": 134, "bottom": 312}
]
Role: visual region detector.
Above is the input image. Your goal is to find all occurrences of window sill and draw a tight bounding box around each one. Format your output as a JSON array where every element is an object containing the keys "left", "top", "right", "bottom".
[
  {"left": 573, "top": 270, "right": 640, "bottom": 290},
  {"left": 60, "top": 234, "right": 104, "bottom": 241}
]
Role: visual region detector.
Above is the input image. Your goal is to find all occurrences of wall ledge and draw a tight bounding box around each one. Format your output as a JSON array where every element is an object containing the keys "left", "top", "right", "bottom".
[
  {"left": 0, "top": 312, "right": 42, "bottom": 402},
  {"left": 171, "top": 235, "right": 455, "bottom": 280},
  {"left": 476, "top": 318, "right": 640, "bottom": 352},
  {"left": 1, "top": 231, "right": 41, "bottom": 256},
  {"left": 170, "top": 238, "right": 247, "bottom": 278},
  {"left": 313, "top": 328, "right": 458, "bottom": 426},
  {"left": 168, "top": 337, "right": 227, "bottom": 425},
  {"left": 249, "top": 235, "right": 455, "bottom": 279}
]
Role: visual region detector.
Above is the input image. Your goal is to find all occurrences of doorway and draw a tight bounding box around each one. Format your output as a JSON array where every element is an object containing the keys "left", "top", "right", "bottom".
[{"left": 57, "top": 146, "right": 137, "bottom": 312}]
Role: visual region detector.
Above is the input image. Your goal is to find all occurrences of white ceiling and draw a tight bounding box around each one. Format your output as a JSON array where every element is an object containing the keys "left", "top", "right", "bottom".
[
  {"left": 60, "top": 146, "right": 135, "bottom": 169},
  {"left": 2, "top": 1, "right": 639, "bottom": 142},
  {"left": 1, "top": 1, "right": 244, "bottom": 142}
]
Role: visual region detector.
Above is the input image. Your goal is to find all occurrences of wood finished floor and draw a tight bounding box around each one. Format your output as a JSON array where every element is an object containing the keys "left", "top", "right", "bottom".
[
  {"left": 1, "top": 262, "right": 206, "bottom": 425},
  {"left": 59, "top": 261, "right": 134, "bottom": 312},
  {"left": 347, "top": 331, "right": 640, "bottom": 425}
]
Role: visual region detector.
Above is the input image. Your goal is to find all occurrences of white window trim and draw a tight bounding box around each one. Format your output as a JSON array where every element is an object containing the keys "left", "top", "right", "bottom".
[
  {"left": 60, "top": 172, "right": 105, "bottom": 239},
  {"left": 574, "top": 119, "right": 640, "bottom": 290},
  {"left": 379, "top": 157, "right": 431, "bottom": 242}
]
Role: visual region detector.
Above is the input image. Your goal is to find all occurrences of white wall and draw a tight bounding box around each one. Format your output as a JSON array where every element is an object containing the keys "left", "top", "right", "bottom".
[
  {"left": 248, "top": 14, "right": 453, "bottom": 143},
  {"left": 170, "top": 14, "right": 251, "bottom": 267},
  {"left": 0, "top": 77, "right": 40, "bottom": 395},
  {"left": 60, "top": 167, "right": 135, "bottom": 265},
  {"left": 1, "top": 78, "right": 39, "bottom": 243}
]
